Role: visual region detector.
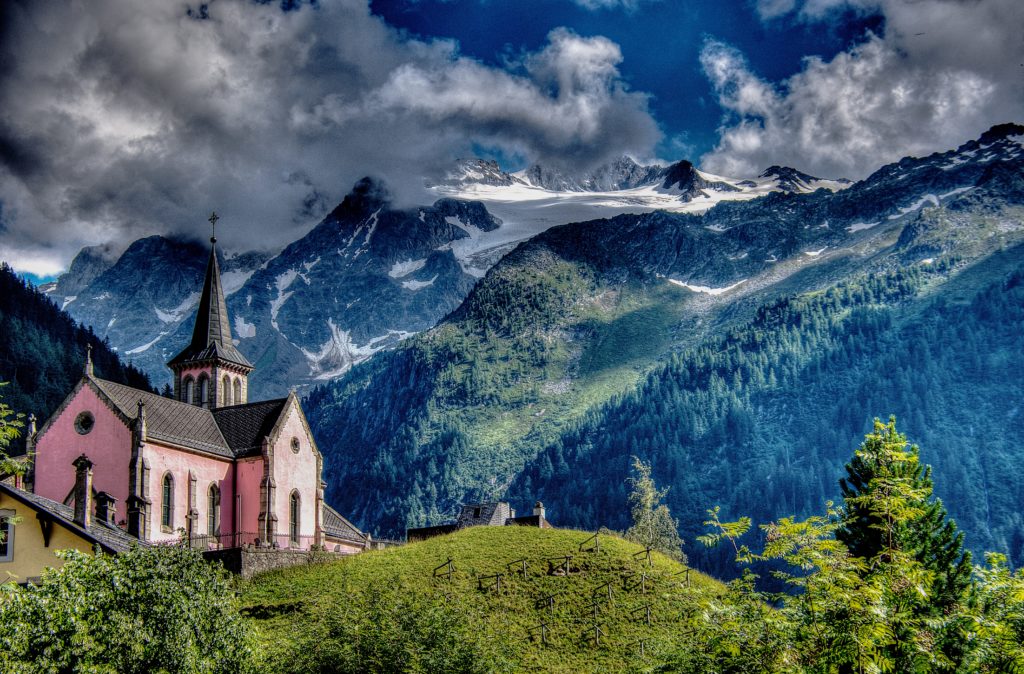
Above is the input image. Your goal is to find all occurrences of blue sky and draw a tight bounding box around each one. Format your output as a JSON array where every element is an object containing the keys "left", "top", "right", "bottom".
[
  {"left": 370, "top": 0, "right": 883, "bottom": 164},
  {"left": 0, "top": 0, "right": 1020, "bottom": 276}
]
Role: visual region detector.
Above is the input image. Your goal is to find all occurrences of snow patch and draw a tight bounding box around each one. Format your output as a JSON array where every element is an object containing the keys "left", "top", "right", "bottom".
[
  {"left": 847, "top": 221, "right": 879, "bottom": 233},
  {"left": 889, "top": 194, "right": 939, "bottom": 219},
  {"left": 92, "top": 292, "right": 111, "bottom": 301},
  {"left": 221, "top": 269, "right": 255, "bottom": 296},
  {"left": 270, "top": 270, "right": 299, "bottom": 329},
  {"left": 389, "top": 258, "right": 427, "bottom": 279},
  {"left": 920, "top": 258, "right": 934, "bottom": 265},
  {"left": 402, "top": 275, "right": 437, "bottom": 291},
  {"left": 303, "top": 256, "right": 321, "bottom": 272},
  {"left": 300, "top": 319, "right": 415, "bottom": 380},
  {"left": 804, "top": 247, "right": 827, "bottom": 257},
  {"left": 126, "top": 331, "right": 168, "bottom": 355},
  {"left": 155, "top": 292, "right": 200, "bottom": 323},
  {"left": 939, "top": 186, "right": 972, "bottom": 200},
  {"left": 235, "top": 315, "right": 256, "bottom": 339},
  {"left": 668, "top": 278, "right": 746, "bottom": 295},
  {"left": 61, "top": 296, "right": 77, "bottom": 310},
  {"left": 107, "top": 317, "right": 116, "bottom": 329}
]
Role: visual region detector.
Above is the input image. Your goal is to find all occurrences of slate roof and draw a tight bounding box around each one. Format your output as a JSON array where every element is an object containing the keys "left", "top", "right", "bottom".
[
  {"left": 212, "top": 399, "right": 288, "bottom": 458},
  {"left": 167, "top": 243, "right": 252, "bottom": 370},
  {"left": 322, "top": 505, "right": 367, "bottom": 544},
  {"left": 0, "top": 482, "right": 141, "bottom": 553},
  {"left": 457, "top": 502, "right": 510, "bottom": 527},
  {"left": 93, "top": 378, "right": 234, "bottom": 458},
  {"left": 92, "top": 378, "right": 289, "bottom": 460}
]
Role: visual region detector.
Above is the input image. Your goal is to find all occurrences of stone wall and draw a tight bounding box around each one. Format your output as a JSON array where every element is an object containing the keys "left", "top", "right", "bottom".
[{"left": 204, "top": 546, "right": 351, "bottom": 579}]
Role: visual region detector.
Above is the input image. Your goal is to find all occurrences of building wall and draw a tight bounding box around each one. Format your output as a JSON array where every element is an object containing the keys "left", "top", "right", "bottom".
[
  {"left": 0, "top": 492, "right": 98, "bottom": 583},
  {"left": 143, "top": 441, "right": 233, "bottom": 545},
  {"left": 235, "top": 457, "right": 264, "bottom": 546},
  {"left": 34, "top": 384, "right": 133, "bottom": 525},
  {"left": 269, "top": 404, "right": 320, "bottom": 549}
]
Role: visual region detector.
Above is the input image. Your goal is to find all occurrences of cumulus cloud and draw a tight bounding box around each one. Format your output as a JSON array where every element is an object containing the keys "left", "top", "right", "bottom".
[
  {"left": 701, "top": 0, "right": 1024, "bottom": 179},
  {"left": 0, "top": 0, "right": 660, "bottom": 274}
]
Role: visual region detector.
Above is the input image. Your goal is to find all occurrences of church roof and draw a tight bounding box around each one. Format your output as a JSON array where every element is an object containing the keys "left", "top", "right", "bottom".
[
  {"left": 212, "top": 398, "right": 289, "bottom": 457},
  {"left": 91, "top": 377, "right": 287, "bottom": 460},
  {"left": 93, "top": 378, "right": 234, "bottom": 457},
  {"left": 322, "top": 504, "right": 367, "bottom": 544},
  {"left": 167, "top": 242, "right": 252, "bottom": 370},
  {"left": 0, "top": 482, "right": 142, "bottom": 554}
]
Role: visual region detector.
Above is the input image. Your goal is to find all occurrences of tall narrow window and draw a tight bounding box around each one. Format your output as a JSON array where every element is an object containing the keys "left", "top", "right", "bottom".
[
  {"left": 222, "top": 375, "right": 232, "bottom": 406},
  {"left": 197, "top": 375, "right": 209, "bottom": 407},
  {"left": 289, "top": 491, "right": 300, "bottom": 546},
  {"left": 182, "top": 377, "right": 194, "bottom": 404},
  {"left": 207, "top": 484, "right": 220, "bottom": 537},
  {"left": 0, "top": 509, "right": 14, "bottom": 562},
  {"left": 161, "top": 473, "right": 174, "bottom": 530},
  {"left": 233, "top": 378, "right": 242, "bottom": 404}
]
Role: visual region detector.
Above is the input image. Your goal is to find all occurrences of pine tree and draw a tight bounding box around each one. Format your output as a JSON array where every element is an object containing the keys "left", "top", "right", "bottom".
[{"left": 837, "top": 416, "right": 972, "bottom": 669}]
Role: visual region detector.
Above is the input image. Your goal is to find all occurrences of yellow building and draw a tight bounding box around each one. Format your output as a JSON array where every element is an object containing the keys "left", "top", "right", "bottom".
[{"left": 0, "top": 455, "right": 138, "bottom": 584}]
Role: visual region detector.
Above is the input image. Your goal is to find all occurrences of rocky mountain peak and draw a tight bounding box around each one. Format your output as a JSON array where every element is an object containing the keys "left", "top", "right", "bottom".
[{"left": 329, "top": 177, "right": 392, "bottom": 220}]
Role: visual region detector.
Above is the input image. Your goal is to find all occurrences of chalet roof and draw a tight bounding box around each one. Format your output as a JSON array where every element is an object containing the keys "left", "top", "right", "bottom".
[
  {"left": 0, "top": 482, "right": 141, "bottom": 553},
  {"left": 212, "top": 399, "right": 288, "bottom": 457},
  {"left": 456, "top": 502, "right": 510, "bottom": 527},
  {"left": 322, "top": 504, "right": 367, "bottom": 544},
  {"left": 91, "top": 377, "right": 288, "bottom": 460},
  {"left": 167, "top": 242, "right": 251, "bottom": 370}
]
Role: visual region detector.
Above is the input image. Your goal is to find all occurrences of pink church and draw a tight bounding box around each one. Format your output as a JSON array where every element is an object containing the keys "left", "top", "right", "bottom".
[{"left": 28, "top": 227, "right": 367, "bottom": 554}]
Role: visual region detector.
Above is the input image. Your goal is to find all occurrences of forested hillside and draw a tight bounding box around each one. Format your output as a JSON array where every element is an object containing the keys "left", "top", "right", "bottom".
[
  {"left": 304, "top": 127, "right": 1024, "bottom": 566},
  {"left": 0, "top": 264, "right": 153, "bottom": 434},
  {"left": 509, "top": 248, "right": 1024, "bottom": 571}
]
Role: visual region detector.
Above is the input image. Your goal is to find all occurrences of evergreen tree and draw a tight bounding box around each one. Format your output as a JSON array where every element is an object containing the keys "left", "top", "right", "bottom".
[
  {"left": 625, "top": 457, "right": 687, "bottom": 563},
  {"left": 837, "top": 417, "right": 972, "bottom": 669}
]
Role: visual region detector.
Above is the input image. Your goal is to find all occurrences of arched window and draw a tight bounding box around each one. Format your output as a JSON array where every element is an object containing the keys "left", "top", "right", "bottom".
[
  {"left": 289, "top": 491, "right": 300, "bottom": 546},
  {"left": 197, "top": 375, "right": 209, "bottom": 407},
  {"left": 222, "top": 375, "right": 232, "bottom": 406},
  {"left": 182, "top": 377, "right": 194, "bottom": 404},
  {"left": 207, "top": 484, "right": 220, "bottom": 537},
  {"left": 161, "top": 473, "right": 174, "bottom": 530},
  {"left": 233, "top": 378, "right": 242, "bottom": 404}
]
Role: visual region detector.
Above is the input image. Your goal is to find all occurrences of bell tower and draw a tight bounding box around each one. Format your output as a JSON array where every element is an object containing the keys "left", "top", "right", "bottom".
[{"left": 167, "top": 212, "right": 254, "bottom": 408}]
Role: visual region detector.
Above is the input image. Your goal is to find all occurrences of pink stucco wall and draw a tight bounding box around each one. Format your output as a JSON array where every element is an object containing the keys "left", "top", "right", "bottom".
[
  {"left": 34, "top": 384, "right": 133, "bottom": 524},
  {"left": 143, "top": 441, "right": 234, "bottom": 545},
  {"left": 270, "top": 403, "right": 320, "bottom": 549},
  {"left": 235, "top": 457, "right": 264, "bottom": 546}
]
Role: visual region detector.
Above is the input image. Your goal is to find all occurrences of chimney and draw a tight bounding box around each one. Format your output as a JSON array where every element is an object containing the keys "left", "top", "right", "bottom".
[
  {"left": 95, "top": 492, "right": 117, "bottom": 526},
  {"left": 72, "top": 454, "right": 94, "bottom": 528},
  {"left": 533, "top": 501, "right": 545, "bottom": 520}
]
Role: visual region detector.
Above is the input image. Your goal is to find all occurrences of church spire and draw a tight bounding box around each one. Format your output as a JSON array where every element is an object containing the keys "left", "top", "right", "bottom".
[{"left": 167, "top": 212, "right": 253, "bottom": 408}]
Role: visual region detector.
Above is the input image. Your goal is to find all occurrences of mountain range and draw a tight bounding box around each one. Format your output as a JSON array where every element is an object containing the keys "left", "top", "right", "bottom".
[
  {"left": 47, "top": 156, "right": 846, "bottom": 398},
  {"left": 34, "top": 123, "right": 1024, "bottom": 567}
]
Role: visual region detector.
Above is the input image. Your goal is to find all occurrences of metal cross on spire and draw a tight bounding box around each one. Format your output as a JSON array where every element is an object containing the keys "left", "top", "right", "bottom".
[{"left": 208, "top": 211, "right": 219, "bottom": 243}]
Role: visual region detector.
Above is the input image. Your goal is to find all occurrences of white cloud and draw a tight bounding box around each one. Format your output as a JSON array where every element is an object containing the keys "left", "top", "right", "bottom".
[
  {"left": 702, "top": 0, "right": 1024, "bottom": 179},
  {"left": 0, "top": 0, "right": 660, "bottom": 275},
  {"left": 571, "top": 0, "right": 661, "bottom": 10}
]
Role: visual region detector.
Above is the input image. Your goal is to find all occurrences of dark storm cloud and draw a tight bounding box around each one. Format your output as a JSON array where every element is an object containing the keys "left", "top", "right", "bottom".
[{"left": 0, "top": 0, "right": 662, "bottom": 274}]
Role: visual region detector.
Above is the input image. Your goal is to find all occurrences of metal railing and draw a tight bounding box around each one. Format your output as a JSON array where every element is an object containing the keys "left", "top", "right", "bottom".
[{"left": 180, "top": 531, "right": 319, "bottom": 551}]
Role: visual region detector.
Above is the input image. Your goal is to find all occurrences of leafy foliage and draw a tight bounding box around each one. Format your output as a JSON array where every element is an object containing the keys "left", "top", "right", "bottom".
[
  {"left": 625, "top": 456, "right": 686, "bottom": 563},
  {"left": 0, "top": 545, "right": 256, "bottom": 674},
  {"left": 0, "top": 381, "right": 24, "bottom": 476}
]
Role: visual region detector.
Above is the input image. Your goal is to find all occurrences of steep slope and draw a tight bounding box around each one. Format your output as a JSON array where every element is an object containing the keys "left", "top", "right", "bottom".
[
  {"left": 304, "top": 124, "right": 1024, "bottom": 551},
  {"left": 0, "top": 264, "right": 153, "bottom": 431},
  {"left": 49, "top": 236, "right": 269, "bottom": 390}
]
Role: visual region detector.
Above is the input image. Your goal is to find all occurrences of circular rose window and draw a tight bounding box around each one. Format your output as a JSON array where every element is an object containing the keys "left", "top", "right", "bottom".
[
  {"left": 291, "top": 437, "right": 300, "bottom": 453},
  {"left": 74, "top": 411, "right": 95, "bottom": 435}
]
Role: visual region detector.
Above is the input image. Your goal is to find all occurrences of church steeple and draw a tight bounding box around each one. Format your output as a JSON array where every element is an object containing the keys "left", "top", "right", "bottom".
[{"left": 167, "top": 212, "right": 254, "bottom": 408}]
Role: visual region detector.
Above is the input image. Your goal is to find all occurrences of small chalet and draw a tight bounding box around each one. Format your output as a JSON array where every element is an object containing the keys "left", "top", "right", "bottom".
[
  {"left": 406, "top": 500, "right": 552, "bottom": 543},
  {"left": 21, "top": 217, "right": 368, "bottom": 567}
]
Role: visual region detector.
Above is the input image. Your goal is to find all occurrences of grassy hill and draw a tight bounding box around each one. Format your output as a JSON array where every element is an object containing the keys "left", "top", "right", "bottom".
[{"left": 240, "top": 526, "right": 724, "bottom": 673}]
